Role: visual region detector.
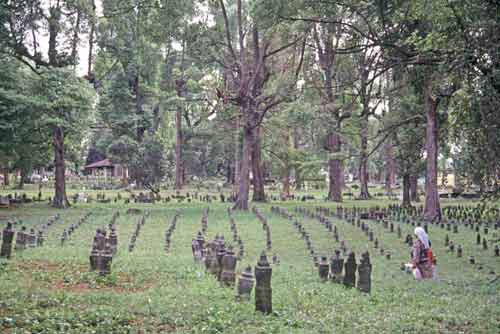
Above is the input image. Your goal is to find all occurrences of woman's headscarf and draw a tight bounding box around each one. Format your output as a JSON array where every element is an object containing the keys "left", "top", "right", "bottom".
[{"left": 414, "top": 227, "right": 430, "bottom": 249}]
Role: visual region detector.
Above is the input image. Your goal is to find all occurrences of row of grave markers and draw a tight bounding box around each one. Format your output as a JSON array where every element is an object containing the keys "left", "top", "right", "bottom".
[
  {"left": 190, "top": 208, "right": 273, "bottom": 314},
  {"left": 1, "top": 214, "right": 64, "bottom": 258},
  {"left": 271, "top": 206, "right": 373, "bottom": 293}
]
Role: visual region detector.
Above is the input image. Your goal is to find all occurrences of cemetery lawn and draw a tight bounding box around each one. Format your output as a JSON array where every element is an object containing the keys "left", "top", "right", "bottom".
[{"left": 1, "top": 196, "right": 499, "bottom": 333}]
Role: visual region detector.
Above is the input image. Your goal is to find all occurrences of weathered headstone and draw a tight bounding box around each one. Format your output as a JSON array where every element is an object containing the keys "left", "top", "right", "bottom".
[
  {"left": 109, "top": 226, "right": 118, "bottom": 255},
  {"left": 330, "top": 250, "right": 343, "bottom": 283},
  {"left": 1, "top": 222, "right": 15, "bottom": 258},
  {"left": 236, "top": 266, "right": 254, "bottom": 301},
  {"left": 99, "top": 242, "right": 113, "bottom": 276},
  {"left": 255, "top": 251, "right": 272, "bottom": 314},
  {"left": 318, "top": 256, "right": 329, "bottom": 282},
  {"left": 357, "top": 251, "right": 371, "bottom": 293},
  {"left": 216, "top": 244, "right": 226, "bottom": 281},
  {"left": 89, "top": 243, "right": 99, "bottom": 271},
  {"left": 28, "top": 228, "right": 37, "bottom": 248},
  {"left": 343, "top": 251, "right": 357, "bottom": 288},
  {"left": 15, "top": 226, "right": 27, "bottom": 251},
  {"left": 221, "top": 246, "right": 237, "bottom": 286}
]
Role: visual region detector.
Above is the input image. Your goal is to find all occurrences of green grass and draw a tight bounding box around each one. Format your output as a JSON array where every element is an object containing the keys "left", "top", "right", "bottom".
[{"left": 0, "top": 189, "right": 499, "bottom": 333}]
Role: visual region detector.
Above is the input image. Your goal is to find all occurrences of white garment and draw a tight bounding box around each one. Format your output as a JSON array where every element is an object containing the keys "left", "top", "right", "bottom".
[{"left": 414, "top": 227, "right": 430, "bottom": 249}]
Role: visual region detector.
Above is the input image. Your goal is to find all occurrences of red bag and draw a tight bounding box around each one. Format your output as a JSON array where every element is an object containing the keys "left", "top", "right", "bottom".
[{"left": 428, "top": 248, "right": 436, "bottom": 264}]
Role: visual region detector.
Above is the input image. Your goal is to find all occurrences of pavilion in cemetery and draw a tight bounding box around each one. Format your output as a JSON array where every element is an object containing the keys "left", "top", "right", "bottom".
[{"left": 83, "top": 159, "right": 127, "bottom": 180}]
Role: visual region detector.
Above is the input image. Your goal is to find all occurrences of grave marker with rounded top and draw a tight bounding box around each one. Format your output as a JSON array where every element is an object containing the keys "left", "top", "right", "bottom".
[{"left": 237, "top": 266, "right": 254, "bottom": 301}]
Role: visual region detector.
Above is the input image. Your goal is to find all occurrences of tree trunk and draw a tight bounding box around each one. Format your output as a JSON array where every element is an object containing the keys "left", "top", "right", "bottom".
[
  {"left": 327, "top": 132, "right": 343, "bottom": 202},
  {"left": 251, "top": 124, "right": 266, "bottom": 202},
  {"left": 402, "top": 173, "right": 411, "bottom": 207},
  {"left": 410, "top": 174, "right": 419, "bottom": 202},
  {"left": 423, "top": 79, "right": 441, "bottom": 222},
  {"left": 18, "top": 169, "right": 28, "bottom": 190},
  {"left": 281, "top": 159, "right": 290, "bottom": 199},
  {"left": 70, "top": 9, "right": 81, "bottom": 64},
  {"left": 226, "top": 159, "right": 232, "bottom": 184},
  {"left": 384, "top": 140, "right": 396, "bottom": 194},
  {"left": 52, "top": 126, "right": 69, "bottom": 208},
  {"left": 133, "top": 76, "right": 145, "bottom": 142},
  {"left": 175, "top": 104, "right": 183, "bottom": 190},
  {"left": 293, "top": 128, "right": 303, "bottom": 190},
  {"left": 233, "top": 115, "right": 241, "bottom": 194},
  {"left": 2, "top": 168, "right": 9, "bottom": 186},
  {"left": 358, "top": 114, "right": 371, "bottom": 199},
  {"left": 234, "top": 124, "right": 251, "bottom": 210},
  {"left": 87, "top": 0, "right": 96, "bottom": 78}
]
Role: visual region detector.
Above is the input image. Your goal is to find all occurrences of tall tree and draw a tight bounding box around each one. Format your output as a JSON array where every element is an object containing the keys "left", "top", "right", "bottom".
[
  {"left": 215, "top": 0, "right": 305, "bottom": 209},
  {"left": 4, "top": 0, "right": 94, "bottom": 207}
]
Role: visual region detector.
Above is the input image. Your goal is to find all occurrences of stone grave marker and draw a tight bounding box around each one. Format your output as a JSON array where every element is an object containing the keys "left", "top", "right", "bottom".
[
  {"left": 255, "top": 252, "right": 272, "bottom": 314},
  {"left": 236, "top": 266, "right": 254, "bottom": 301},
  {"left": 319, "top": 256, "right": 329, "bottom": 281},
  {"left": 357, "top": 251, "right": 371, "bottom": 293},
  {"left": 343, "top": 251, "right": 357, "bottom": 288},
  {"left": 1, "top": 222, "right": 15, "bottom": 258},
  {"left": 221, "top": 246, "right": 237, "bottom": 286}
]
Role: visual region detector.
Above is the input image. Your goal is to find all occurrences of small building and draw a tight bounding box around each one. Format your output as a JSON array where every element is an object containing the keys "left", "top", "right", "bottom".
[{"left": 83, "top": 159, "right": 127, "bottom": 179}]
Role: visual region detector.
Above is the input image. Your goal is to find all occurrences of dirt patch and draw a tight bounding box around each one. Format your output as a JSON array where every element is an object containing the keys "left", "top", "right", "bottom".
[
  {"left": 54, "top": 281, "right": 91, "bottom": 292},
  {"left": 16, "top": 260, "right": 67, "bottom": 272},
  {"left": 52, "top": 272, "right": 153, "bottom": 294}
]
